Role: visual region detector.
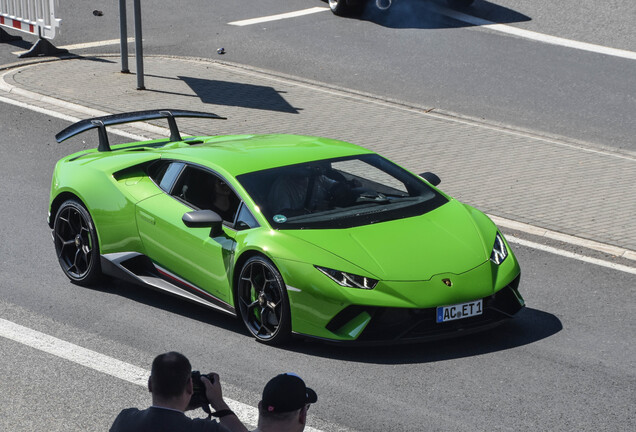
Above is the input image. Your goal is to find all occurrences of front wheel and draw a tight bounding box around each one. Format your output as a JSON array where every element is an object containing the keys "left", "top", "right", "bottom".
[
  {"left": 237, "top": 256, "right": 291, "bottom": 345},
  {"left": 53, "top": 199, "right": 102, "bottom": 286}
]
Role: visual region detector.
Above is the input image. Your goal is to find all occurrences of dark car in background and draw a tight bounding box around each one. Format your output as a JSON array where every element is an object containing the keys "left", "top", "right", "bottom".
[{"left": 327, "top": 0, "right": 475, "bottom": 16}]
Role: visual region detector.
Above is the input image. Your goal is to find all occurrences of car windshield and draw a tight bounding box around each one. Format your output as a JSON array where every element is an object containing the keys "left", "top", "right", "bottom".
[{"left": 237, "top": 154, "right": 448, "bottom": 229}]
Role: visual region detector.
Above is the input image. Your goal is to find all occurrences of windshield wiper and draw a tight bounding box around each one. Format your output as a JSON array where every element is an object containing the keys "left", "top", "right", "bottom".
[{"left": 356, "top": 192, "right": 391, "bottom": 204}]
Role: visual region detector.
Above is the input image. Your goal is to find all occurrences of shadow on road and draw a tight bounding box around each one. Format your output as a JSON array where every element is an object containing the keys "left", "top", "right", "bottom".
[
  {"left": 140, "top": 73, "right": 300, "bottom": 114},
  {"left": 179, "top": 77, "right": 300, "bottom": 114},
  {"left": 97, "top": 278, "right": 560, "bottom": 363},
  {"left": 286, "top": 307, "right": 562, "bottom": 364},
  {"left": 0, "top": 37, "right": 32, "bottom": 51},
  {"left": 351, "top": 0, "right": 530, "bottom": 29},
  {"left": 92, "top": 278, "right": 246, "bottom": 334}
]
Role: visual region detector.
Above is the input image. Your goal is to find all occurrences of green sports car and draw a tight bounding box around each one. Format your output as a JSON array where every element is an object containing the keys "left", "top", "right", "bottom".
[{"left": 49, "top": 110, "right": 523, "bottom": 345}]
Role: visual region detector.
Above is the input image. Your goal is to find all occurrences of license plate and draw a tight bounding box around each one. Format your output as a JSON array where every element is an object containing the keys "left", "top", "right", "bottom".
[{"left": 436, "top": 299, "right": 483, "bottom": 323}]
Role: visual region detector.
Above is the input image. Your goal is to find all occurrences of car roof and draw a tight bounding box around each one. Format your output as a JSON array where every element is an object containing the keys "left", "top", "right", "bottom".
[{"left": 159, "top": 134, "right": 374, "bottom": 176}]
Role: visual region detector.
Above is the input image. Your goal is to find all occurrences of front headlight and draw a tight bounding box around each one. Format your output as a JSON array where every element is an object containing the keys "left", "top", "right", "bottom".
[
  {"left": 315, "top": 266, "right": 378, "bottom": 290},
  {"left": 490, "top": 232, "right": 508, "bottom": 265}
]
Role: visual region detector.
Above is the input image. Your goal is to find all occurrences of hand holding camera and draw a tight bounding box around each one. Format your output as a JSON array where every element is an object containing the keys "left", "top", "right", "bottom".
[{"left": 187, "top": 371, "right": 229, "bottom": 415}]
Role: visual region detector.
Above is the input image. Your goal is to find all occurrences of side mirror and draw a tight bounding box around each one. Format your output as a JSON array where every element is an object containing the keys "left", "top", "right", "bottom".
[
  {"left": 183, "top": 210, "right": 224, "bottom": 236},
  {"left": 419, "top": 172, "right": 441, "bottom": 186},
  {"left": 182, "top": 209, "right": 222, "bottom": 227}
]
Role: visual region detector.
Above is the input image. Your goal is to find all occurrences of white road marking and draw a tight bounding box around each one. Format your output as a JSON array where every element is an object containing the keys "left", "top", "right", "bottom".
[
  {"left": 489, "top": 215, "right": 636, "bottom": 262},
  {"left": 233, "top": 4, "right": 636, "bottom": 60},
  {"left": 0, "top": 94, "right": 80, "bottom": 123},
  {"left": 431, "top": 4, "right": 636, "bottom": 61},
  {"left": 0, "top": 318, "right": 324, "bottom": 431},
  {"left": 0, "top": 318, "right": 148, "bottom": 386},
  {"left": 0, "top": 94, "right": 148, "bottom": 141},
  {"left": 12, "top": 38, "right": 135, "bottom": 56},
  {"left": 507, "top": 237, "right": 636, "bottom": 275},
  {"left": 228, "top": 6, "right": 329, "bottom": 26}
]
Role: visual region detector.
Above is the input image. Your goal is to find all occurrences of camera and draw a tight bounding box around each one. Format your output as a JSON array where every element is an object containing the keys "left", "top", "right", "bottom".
[{"left": 187, "top": 370, "right": 213, "bottom": 414}]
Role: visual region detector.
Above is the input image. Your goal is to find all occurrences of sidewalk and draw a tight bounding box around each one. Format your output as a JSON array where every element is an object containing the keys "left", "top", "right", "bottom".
[{"left": 1, "top": 54, "right": 635, "bottom": 256}]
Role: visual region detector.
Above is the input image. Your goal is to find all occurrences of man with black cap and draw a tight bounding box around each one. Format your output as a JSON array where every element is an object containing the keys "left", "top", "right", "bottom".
[{"left": 253, "top": 373, "right": 318, "bottom": 432}]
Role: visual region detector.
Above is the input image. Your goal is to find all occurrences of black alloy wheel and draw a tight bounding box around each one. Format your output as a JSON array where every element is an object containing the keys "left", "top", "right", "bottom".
[
  {"left": 328, "top": 0, "right": 363, "bottom": 17},
  {"left": 53, "top": 199, "right": 102, "bottom": 285},
  {"left": 237, "top": 256, "right": 291, "bottom": 345},
  {"left": 447, "top": 0, "right": 475, "bottom": 8}
]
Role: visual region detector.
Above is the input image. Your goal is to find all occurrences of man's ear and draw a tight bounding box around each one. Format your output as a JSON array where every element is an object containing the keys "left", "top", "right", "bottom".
[
  {"left": 148, "top": 377, "right": 152, "bottom": 393},
  {"left": 185, "top": 376, "right": 194, "bottom": 396},
  {"left": 299, "top": 406, "right": 308, "bottom": 425}
]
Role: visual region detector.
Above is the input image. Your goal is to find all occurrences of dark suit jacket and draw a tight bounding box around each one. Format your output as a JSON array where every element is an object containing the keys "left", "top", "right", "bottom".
[{"left": 110, "top": 406, "right": 227, "bottom": 432}]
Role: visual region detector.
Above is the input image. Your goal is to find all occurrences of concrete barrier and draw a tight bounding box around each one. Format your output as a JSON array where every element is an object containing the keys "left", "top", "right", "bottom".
[{"left": 0, "top": 0, "right": 61, "bottom": 39}]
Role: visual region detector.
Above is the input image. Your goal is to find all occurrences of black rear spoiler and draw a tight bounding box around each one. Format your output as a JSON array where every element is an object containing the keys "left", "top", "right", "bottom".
[{"left": 55, "top": 109, "right": 226, "bottom": 152}]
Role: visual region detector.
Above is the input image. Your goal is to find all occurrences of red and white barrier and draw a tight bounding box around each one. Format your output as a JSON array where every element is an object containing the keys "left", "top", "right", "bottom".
[{"left": 0, "top": 0, "right": 61, "bottom": 39}]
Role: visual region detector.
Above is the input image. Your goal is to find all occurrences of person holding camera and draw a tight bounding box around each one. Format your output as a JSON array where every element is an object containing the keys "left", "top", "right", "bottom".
[
  {"left": 252, "top": 373, "right": 318, "bottom": 432},
  {"left": 110, "top": 352, "right": 248, "bottom": 432}
]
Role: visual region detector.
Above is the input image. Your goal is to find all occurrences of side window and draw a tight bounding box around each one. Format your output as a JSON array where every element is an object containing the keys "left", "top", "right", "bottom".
[
  {"left": 172, "top": 166, "right": 241, "bottom": 223},
  {"left": 235, "top": 203, "right": 259, "bottom": 231},
  {"left": 148, "top": 161, "right": 184, "bottom": 193}
]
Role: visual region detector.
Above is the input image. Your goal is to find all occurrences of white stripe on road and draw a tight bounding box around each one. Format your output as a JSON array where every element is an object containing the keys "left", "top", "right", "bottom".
[
  {"left": 12, "top": 38, "right": 135, "bottom": 56},
  {"left": 506, "top": 237, "right": 636, "bottom": 275},
  {"left": 228, "top": 7, "right": 329, "bottom": 26},
  {"left": 0, "top": 318, "right": 148, "bottom": 386},
  {"left": 432, "top": 4, "right": 636, "bottom": 61},
  {"left": 489, "top": 215, "right": 636, "bottom": 262},
  {"left": 0, "top": 94, "right": 82, "bottom": 124},
  {"left": 235, "top": 4, "right": 636, "bottom": 61},
  {"left": 0, "top": 318, "right": 324, "bottom": 431},
  {"left": 0, "top": 94, "right": 148, "bottom": 142}
]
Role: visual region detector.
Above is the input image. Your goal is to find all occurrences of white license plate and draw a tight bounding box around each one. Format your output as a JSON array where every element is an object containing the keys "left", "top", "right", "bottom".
[{"left": 436, "top": 299, "right": 483, "bottom": 323}]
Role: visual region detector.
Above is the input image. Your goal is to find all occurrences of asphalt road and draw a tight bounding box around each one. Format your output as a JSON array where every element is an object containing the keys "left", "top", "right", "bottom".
[
  {"left": 1, "top": 100, "right": 634, "bottom": 432},
  {"left": 1, "top": 2, "right": 635, "bottom": 431},
  {"left": 1, "top": 0, "right": 627, "bottom": 151}
]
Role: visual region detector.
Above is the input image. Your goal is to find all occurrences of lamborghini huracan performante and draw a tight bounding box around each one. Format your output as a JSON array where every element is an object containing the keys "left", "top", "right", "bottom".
[{"left": 49, "top": 110, "right": 523, "bottom": 345}]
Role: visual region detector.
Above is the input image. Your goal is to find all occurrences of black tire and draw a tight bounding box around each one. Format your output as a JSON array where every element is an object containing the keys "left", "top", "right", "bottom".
[
  {"left": 237, "top": 256, "right": 292, "bottom": 345},
  {"left": 447, "top": 0, "right": 475, "bottom": 8},
  {"left": 328, "top": 0, "right": 363, "bottom": 17},
  {"left": 53, "top": 199, "right": 102, "bottom": 286}
]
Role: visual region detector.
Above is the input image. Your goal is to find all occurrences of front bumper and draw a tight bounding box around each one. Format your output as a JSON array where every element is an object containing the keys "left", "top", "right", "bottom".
[{"left": 321, "top": 275, "right": 523, "bottom": 344}]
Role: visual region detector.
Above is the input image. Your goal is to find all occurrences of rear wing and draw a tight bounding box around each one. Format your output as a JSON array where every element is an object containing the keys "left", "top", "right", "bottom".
[{"left": 55, "top": 109, "right": 226, "bottom": 152}]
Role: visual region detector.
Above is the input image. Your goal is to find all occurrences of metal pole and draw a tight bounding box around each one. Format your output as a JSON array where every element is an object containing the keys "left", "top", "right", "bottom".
[
  {"left": 119, "top": 0, "right": 129, "bottom": 73},
  {"left": 133, "top": 0, "right": 145, "bottom": 90}
]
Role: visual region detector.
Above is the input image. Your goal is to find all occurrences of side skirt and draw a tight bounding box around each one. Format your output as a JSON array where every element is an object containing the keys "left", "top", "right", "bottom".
[{"left": 101, "top": 252, "right": 236, "bottom": 317}]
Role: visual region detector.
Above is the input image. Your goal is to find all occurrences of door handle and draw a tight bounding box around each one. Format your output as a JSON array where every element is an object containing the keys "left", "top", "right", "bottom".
[{"left": 138, "top": 211, "right": 155, "bottom": 225}]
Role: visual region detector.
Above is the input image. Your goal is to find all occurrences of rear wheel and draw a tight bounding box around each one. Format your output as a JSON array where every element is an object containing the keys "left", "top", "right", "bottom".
[
  {"left": 328, "top": 0, "right": 363, "bottom": 17},
  {"left": 237, "top": 256, "right": 291, "bottom": 345},
  {"left": 447, "top": 0, "right": 475, "bottom": 8},
  {"left": 53, "top": 199, "right": 102, "bottom": 286}
]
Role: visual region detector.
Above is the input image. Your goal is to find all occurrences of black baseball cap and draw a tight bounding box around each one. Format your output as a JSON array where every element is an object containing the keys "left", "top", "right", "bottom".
[{"left": 261, "top": 373, "right": 318, "bottom": 413}]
